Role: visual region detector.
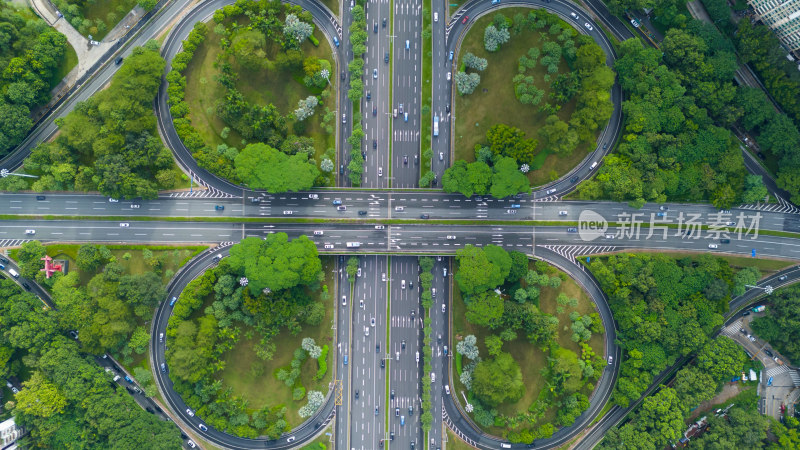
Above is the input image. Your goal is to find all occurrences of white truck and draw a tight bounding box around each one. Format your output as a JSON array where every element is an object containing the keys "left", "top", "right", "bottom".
[
  {"left": 8, "top": 268, "right": 19, "bottom": 278},
  {"left": 433, "top": 115, "right": 439, "bottom": 137}
]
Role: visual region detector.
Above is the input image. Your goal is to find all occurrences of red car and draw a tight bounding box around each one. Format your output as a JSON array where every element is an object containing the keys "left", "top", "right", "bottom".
[{"left": 462, "top": 15, "right": 469, "bottom": 24}]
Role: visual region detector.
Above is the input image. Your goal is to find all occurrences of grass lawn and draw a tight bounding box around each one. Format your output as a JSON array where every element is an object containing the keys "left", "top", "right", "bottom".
[
  {"left": 319, "top": 0, "right": 339, "bottom": 17},
  {"left": 24, "top": 244, "right": 207, "bottom": 285},
  {"left": 49, "top": 42, "right": 78, "bottom": 88},
  {"left": 591, "top": 250, "right": 795, "bottom": 276},
  {"left": 446, "top": 428, "right": 477, "bottom": 450},
  {"left": 217, "top": 256, "right": 336, "bottom": 427},
  {"left": 454, "top": 7, "right": 594, "bottom": 187},
  {"left": 183, "top": 20, "right": 336, "bottom": 172},
  {"left": 450, "top": 258, "right": 602, "bottom": 434},
  {"left": 300, "top": 425, "right": 333, "bottom": 449},
  {"left": 79, "top": 0, "right": 139, "bottom": 41}
]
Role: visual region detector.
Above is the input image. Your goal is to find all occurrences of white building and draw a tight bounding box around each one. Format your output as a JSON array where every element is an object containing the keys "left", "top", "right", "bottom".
[
  {"left": 0, "top": 417, "right": 25, "bottom": 450},
  {"left": 748, "top": 0, "right": 800, "bottom": 54}
]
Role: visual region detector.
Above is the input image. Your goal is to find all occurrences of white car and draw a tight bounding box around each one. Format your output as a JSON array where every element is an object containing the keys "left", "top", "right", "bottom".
[
  {"left": 308, "top": 193, "right": 319, "bottom": 199},
  {"left": 370, "top": 317, "right": 376, "bottom": 327},
  {"left": 373, "top": 68, "right": 378, "bottom": 79},
  {"left": 442, "top": 304, "right": 446, "bottom": 313},
  {"left": 119, "top": 223, "right": 129, "bottom": 227},
  {"left": 558, "top": 211, "right": 568, "bottom": 216},
  {"left": 443, "top": 268, "right": 447, "bottom": 277},
  {"left": 187, "top": 441, "right": 196, "bottom": 448},
  {"left": 608, "top": 356, "right": 613, "bottom": 365},
  {"left": 378, "top": 167, "right": 383, "bottom": 176},
  {"left": 342, "top": 295, "right": 347, "bottom": 306},
  {"left": 130, "top": 204, "right": 140, "bottom": 209},
  {"left": 546, "top": 188, "right": 557, "bottom": 194},
  {"left": 360, "top": 299, "right": 365, "bottom": 308},
  {"left": 382, "top": 273, "right": 386, "bottom": 281},
  {"left": 434, "top": 12, "right": 438, "bottom": 22},
  {"left": 446, "top": 72, "right": 451, "bottom": 81},
  {"left": 726, "top": 221, "right": 736, "bottom": 226},
  {"left": 605, "top": 234, "right": 615, "bottom": 239},
  {"left": 708, "top": 244, "right": 719, "bottom": 249},
  {"left": 283, "top": 210, "right": 293, "bottom": 215},
  {"left": 186, "top": 408, "right": 195, "bottom": 417},
  {"left": 446, "top": 235, "right": 456, "bottom": 240},
  {"left": 357, "top": 267, "right": 362, "bottom": 277},
  {"left": 108, "top": 198, "right": 119, "bottom": 202},
  {"left": 570, "top": 12, "right": 578, "bottom": 19},
  {"left": 395, "top": 206, "right": 404, "bottom": 211},
  {"left": 314, "top": 230, "right": 323, "bottom": 235},
  {"left": 444, "top": 385, "right": 450, "bottom": 395},
  {"left": 324, "top": 244, "right": 334, "bottom": 249},
  {"left": 365, "top": 326, "right": 369, "bottom": 336},
  {"left": 25, "top": 229, "right": 35, "bottom": 235},
  {"left": 584, "top": 22, "right": 593, "bottom": 31},
  {"left": 375, "top": 225, "right": 385, "bottom": 229}
]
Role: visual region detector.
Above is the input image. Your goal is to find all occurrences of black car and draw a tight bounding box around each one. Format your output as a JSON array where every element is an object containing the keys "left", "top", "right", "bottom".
[
  {"left": 382, "top": 18, "right": 387, "bottom": 27},
  {"left": 0, "top": 257, "right": 9, "bottom": 264},
  {"left": 374, "top": 22, "right": 378, "bottom": 33},
  {"left": 404, "top": 155, "right": 408, "bottom": 164},
  {"left": 445, "top": 104, "right": 450, "bottom": 113},
  {"left": 359, "top": 210, "right": 368, "bottom": 216},
  {"left": 373, "top": 140, "right": 377, "bottom": 149},
  {"left": 114, "top": 56, "right": 123, "bottom": 65},
  {"left": 314, "top": 422, "right": 321, "bottom": 429},
  {"left": 22, "top": 283, "right": 30, "bottom": 291},
  {"left": 355, "top": 390, "right": 359, "bottom": 399},
  {"left": 36, "top": 195, "right": 46, "bottom": 200},
  {"left": 765, "top": 349, "right": 774, "bottom": 358},
  {"left": 390, "top": 431, "right": 395, "bottom": 441},
  {"left": 341, "top": 71, "right": 346, "bottom": 81},
  {"left": 420, "top": 214, "right": 430, "bottom": 219},
  {"left": 376, "top": 343, "right": 380, "bottom": 353},
  {"left": 720, "top": 239, "right": 731, "bottom": 244},
  {"left": 380, "top": 359, "right": 385, "bottom": 368},
  {"left": 340, "top": 165, "right": 344, "bottom": 175},
  {"left": 367, "top": 91, "right": 371, "bottom": 100},
  {"left": 384, "top": 52, "right": 389, "bottom": 63},
  {"left": 757, "top": 152, "right": 766, "bottom": 160},
  {"left": 373, "top": 106, "right": 377, "bottom": 116},
  {"left": 570, "top": 176, "right": 579, "bottom": 183}
]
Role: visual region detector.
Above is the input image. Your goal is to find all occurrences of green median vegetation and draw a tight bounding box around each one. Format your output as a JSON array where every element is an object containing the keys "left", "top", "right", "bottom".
[
  {"left": 168, "top": 0, "right": 337, "bottom": 190},
  {"left": 166, "top": 233, "right": 333, "bottom": 437},
  {"left": 451, "top": 245, "right": 603, "bottom": 444}
]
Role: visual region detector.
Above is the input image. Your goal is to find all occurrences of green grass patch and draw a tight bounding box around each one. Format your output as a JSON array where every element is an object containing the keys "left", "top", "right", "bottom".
[
  {"left": 419, "top": 0, "right": 433, "bottom": 182},
  {"left": 183, "top": 20, "right": 336, "bottom": 173},
  {"left": 451, "top": 258, "right": 602, "bottom": 434},
  {"left": 454, "top": 7, "right": 593, "bottom": 187},
  {"left": 29, "top": 243, "right": 206, "bottom": 285},
  {"left": 79, "top": 0, "right": 139, "bottom": 41},
  {"left": 216, "top": 257, "right": 335, "bottom": 427},
  {"left": 49, "top": 42, "right": 78, "bottom": 88},
  {"left": 603, "top": 250, "right": 796, "bottom": 274},
  {"left": 446, "top": 427, "right": 476, "bottom": 450}
]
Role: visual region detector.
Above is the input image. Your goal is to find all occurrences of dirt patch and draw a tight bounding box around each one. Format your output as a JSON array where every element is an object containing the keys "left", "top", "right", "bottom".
[{"left": 689, "top": 383, "right": 743, "bottom": 420}]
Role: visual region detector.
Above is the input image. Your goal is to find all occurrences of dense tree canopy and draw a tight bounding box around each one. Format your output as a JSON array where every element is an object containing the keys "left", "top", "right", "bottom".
[
  {"left": 234, "top": 142, "right": 320, "bottom": 192},
  {"left": 227, "top": 234, "right": 322, "bottom": 295},
  {"left": 751, "top": 285, "right": 800, "bottom": 364},
  {"left": 21, "top": 43, "right": 181, "bottom": 199},
  {"left": 0, "top": 277, "right": 182, "bottom": 448},
  {"left": 589, "top": 253, "right": 733, "bottom": 407},
  {"left": 455, "top": 244, "right": 511, "bottom": 295},
  {"left": 0, "top": 3, "right": 69, "bottom": 158}
]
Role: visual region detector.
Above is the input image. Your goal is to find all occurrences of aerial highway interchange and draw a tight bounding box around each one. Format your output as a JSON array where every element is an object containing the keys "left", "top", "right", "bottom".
[{"left": 1, "top": 0, "right": 799, "bottom": 449}]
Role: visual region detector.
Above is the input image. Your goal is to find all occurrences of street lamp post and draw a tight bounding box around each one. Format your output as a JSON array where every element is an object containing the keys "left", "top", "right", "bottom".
[{"left": 746, "top": 284, "right": 774, "bottom": 295}]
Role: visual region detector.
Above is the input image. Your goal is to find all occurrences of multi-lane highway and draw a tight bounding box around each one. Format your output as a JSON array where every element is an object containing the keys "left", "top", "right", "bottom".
[{"left": 4, "top": 0, "right": 800, "bottom": 448}]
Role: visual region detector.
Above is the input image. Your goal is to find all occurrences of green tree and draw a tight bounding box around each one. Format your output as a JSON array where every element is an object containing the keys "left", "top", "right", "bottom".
[
  {"left": 490, "top": 156, "right": 529, "bottom": 198},
  {"left": 227, "top": 234, "right": 322, "bottom": 295},
  {"left": 15, "top": 371, "right": 68, "bottom": 418},
  {"left": 465, "top": 290, "right": 504, "bottom": 329},
  {"left": 471, "top": 352, "right": 524, "bottom": 406},
  {"left": 455, "top": 245, "right": 510, "bottom": 294},
  {"left": 17, "top": 240, "right": 46, "bottom": 279},
  {"left": 234, "top": 143, "right": 319, "bottom": 192},
  {"left": 696, "top": 336, "right": 747, "bottom": 382}
]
